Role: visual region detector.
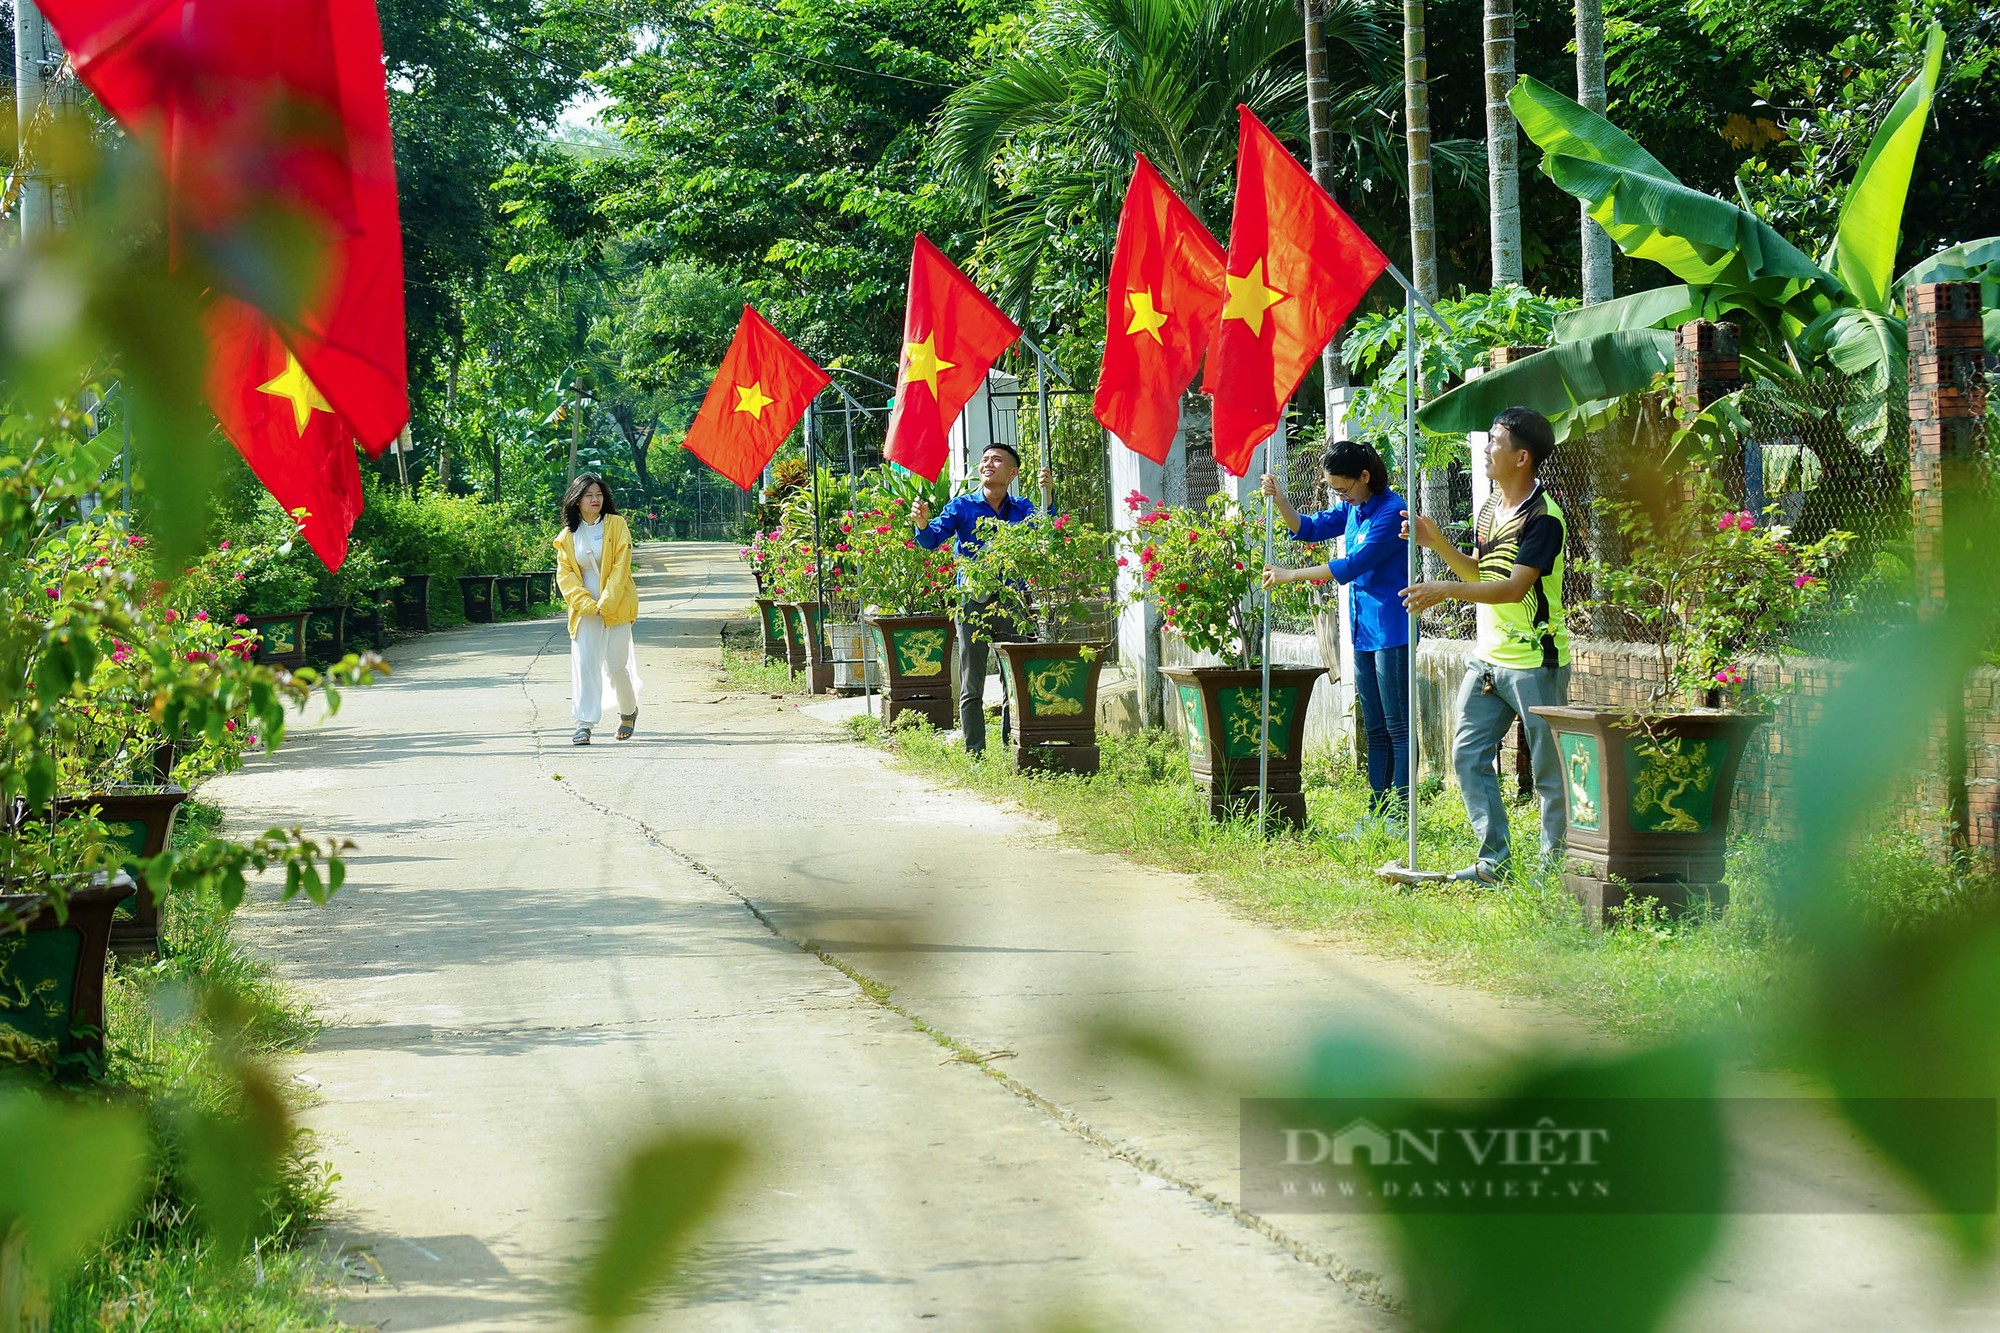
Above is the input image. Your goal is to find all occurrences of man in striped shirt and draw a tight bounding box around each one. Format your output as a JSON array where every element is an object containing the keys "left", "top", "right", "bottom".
[{"left": 1402, "top": 407, "right": 1571, "bottom": 885}]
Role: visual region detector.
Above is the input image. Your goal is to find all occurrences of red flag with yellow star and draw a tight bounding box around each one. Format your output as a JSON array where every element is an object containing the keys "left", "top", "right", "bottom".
[
  {"left": 681, "top": 305, "right": 831, "bottom": 492},
  {"left": 882, "top": 235, "right": 1021, "bottom": 481},
  {"left": 1203, "top": 105, "right": 1388, "bottom": 476},
  {"left": 39, "top": 0, "right": 408, "bottom": 569},
  {"left": 1093, "top": 155, "right": 1226, "bottom": 465}
]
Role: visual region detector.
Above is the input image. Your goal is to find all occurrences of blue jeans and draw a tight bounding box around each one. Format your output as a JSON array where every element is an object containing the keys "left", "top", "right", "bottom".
[
  {"left": 1453, "top": 662, "right": 1571, "bottom": 871},
  {"left": 1353, "top": 645, "right": 1410, "bottom": 814}
]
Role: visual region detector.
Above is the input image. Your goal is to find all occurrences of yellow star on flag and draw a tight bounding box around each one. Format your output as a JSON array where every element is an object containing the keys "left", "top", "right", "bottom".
[
  {"left": 733, "top": 381, "right": 775, "bottom": 419},
  {"left": 1125, "top": 290, "right": 1171, "bottom": 343},
  {"left": 1221, "top": 258, "right": 1287, "bottom": 337},
  {"left": 255, "top": 350, "right": 334, "bottom": 436},
  {"left": 902, "top": 333, "right": 956, "bottom": 397}
]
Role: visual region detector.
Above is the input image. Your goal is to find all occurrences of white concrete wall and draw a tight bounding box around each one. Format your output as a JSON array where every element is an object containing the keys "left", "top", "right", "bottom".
[{"left": 947, "top": 370, "right": 1021, "bottom": 490}]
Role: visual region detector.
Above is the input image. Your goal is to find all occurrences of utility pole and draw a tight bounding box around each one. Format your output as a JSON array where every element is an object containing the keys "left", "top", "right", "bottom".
[{"left": 14, "top": 0, "right": 56, "bottom": 242}]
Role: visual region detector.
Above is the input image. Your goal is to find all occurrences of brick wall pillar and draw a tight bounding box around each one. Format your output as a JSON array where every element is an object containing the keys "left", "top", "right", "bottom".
[
  {"left": 1908, "top": 282, "right": 1988, "bottom": 850},
  {"left": 1674, "top": 321, "right": 1746, "bottom": 504}
]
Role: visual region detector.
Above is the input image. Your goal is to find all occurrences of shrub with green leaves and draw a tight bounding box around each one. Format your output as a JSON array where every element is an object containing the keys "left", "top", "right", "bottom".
[
  {"left": 1119, "top": 492, "right": 1308, "bottom": 668},
  {"left": 956, "top": 510, "right": 1119, "bottom": 633},
  {"left": 841, "top": 494, "right": 956, "bottom": 616}
]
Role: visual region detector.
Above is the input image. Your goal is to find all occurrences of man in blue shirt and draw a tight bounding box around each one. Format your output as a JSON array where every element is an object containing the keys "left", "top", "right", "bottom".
[
  {"left": 1259, "top": 439, "right": 1412, "bottom": 818},
  {"left": 913, "top": 442, "right": 1054, "bottom": 755}
]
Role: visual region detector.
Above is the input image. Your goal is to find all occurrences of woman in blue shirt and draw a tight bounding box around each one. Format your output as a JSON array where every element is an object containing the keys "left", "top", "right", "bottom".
[{"left": 1259, "top": 439, "right": 1411, "bottom": 819}]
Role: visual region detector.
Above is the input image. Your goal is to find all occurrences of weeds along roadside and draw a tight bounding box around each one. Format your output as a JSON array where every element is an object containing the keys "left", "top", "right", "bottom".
[
  {"left": 718, "top": 643, "right": 1989, "bottom": 1058},
  {"left": 51, "top": 798, "right": 342, "bottom": 1332}
]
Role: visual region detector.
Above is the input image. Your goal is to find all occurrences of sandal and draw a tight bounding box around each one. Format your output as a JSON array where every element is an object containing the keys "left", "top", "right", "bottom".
[
  {"left": 572, "top": 726, "right": 591, "bottom": 746},
  {"left": 616, "top": 712, "right": 637, "bottom": 741}
]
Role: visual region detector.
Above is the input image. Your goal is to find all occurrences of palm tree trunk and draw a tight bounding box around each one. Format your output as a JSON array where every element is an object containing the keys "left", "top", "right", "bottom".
[
  {"left": 1484, "top": 0, "right": 1521, "bottom": 285},
  {"left": 1402, "top": 0, "right": 1436, "bottom": 302},
  {"left": 1575, "top": 0, "right": 1613, "bottom": 304},
  {"left": 1303, "top": 0, "right": 1352, "bottom": 413}
]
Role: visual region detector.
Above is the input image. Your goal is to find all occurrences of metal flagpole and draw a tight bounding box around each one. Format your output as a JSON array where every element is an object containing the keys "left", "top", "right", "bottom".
[
  {"left": 808, "top": 402, "right": 827, "bottom": 615},
  {"left": 1402, "top": 286, "right": 1421, "bottom": 874},
  {"left": 1258, "top": 430, "right": 1279, "bottom": 832},
  {"left": 844, "top": 391, "right": 873, "bottom": 717}
]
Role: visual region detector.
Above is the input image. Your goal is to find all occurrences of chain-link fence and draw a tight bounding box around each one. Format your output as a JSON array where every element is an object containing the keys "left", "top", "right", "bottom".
[{"left": 1531, "top": 379, "right": 1913, "bottom": 660}]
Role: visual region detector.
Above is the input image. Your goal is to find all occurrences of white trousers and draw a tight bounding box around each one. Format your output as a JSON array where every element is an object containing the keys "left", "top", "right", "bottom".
[{"left": 571, "top": 616, "right": 640, "bottom": 726}]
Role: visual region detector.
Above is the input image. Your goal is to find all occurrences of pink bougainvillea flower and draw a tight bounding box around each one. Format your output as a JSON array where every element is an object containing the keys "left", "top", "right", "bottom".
[
  {"left": 45, "top": 587, "right": 58, "bottom": 599},
  {"left": 234, "top": 613, "right": 250, "bottom": 625},
  {"left": 1116, "top": 557, "right": 1129, "bottom": 567},
  {"left": 1176, "top": 581, "right": 1190, "bottom": 593},
  {"left": 185, "top": 650, "right": 212, "bottom": 663},
  {"left": 1053, "top": 513, "right": 1072, "bottom": 530},
  {"left": 1186, "top": 530, "right": 1199, "bottom": 543},
  {"left": 219, "top": 540, "right": 231, "bottom": 551},
  {"left": 1793, "top": 573, "right": 1816, "bottom": 589},
  {"left": 225, "top": 720, "right": 237, "bottom": 733},
  {"left": 1735, "top": 512, "right": 1755, "bottom": 532},
  {"left": 233, "top": 572, "right": 246, "bottom": 581},
  {"left": 1124, "top": 489, "right": 1149, "bottom": 511},
  {"left": 194, "top": 610, "right": 209, "bottom": 622},
  {"left": 126, "top": 534, "right": 143, "bottom": 548},
  {"left": 164, "top": 608, "right": 179, "bottom": 622}
]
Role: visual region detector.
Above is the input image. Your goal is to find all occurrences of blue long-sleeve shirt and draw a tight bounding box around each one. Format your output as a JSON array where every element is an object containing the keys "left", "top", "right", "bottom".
[
  {"left": 914, "top": 491, "right": 1045, "bottom": 576},
  {"left": 1293, "top": 487, "right": 1411, "bottom": 652}
]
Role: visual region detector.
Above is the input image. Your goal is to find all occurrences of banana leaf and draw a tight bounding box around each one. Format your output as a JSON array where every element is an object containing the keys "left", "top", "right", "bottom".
[
  {"left": 1554, "top": 284, "right": 1700, "bottom": 341},
  {"left": 1415, "top": 329, "right": 1675, "bottom": 439},
  {"left": 1510, "top": 77, "right": 1839, "bottom": 316},
  {"left": 1801, "top": 306, "right": 1907, "bottom": 452},
  {"left": 1898, "top": 235, "right": 2000, "bottom": 289},
  {"left": 1833, "top": 24, "right": 1944, "bottom": 312}
]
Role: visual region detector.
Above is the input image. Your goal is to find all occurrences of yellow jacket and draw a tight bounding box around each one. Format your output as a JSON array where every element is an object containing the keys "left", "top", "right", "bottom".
[{"left": 554, "top": 514, "right": 638, "bottom": 635}]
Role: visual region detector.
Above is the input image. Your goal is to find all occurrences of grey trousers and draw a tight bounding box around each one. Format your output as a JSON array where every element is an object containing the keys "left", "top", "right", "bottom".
[
  {"left": 956, "top": 597, "right": 1022, "bottom": 753},
  {"left": 1453, "top": 661, "right": 1571, "bottom": 871}
]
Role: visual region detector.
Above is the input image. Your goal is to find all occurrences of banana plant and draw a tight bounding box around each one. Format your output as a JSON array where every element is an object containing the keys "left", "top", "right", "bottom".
[{"left": 1420, "top": 22, "right": 1993, "bottom": 460}]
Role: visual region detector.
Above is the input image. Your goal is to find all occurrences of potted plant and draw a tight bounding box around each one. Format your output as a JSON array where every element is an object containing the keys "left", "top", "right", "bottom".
[
  {"left": 304, "top": 539, "right": 389, "bottom": 663},
  {"left": 1126, "top": 492, "right": 1325, "bottom": 825},
  {"left": 213, "top": 525, "right": 319, "bottom": 669},
  {"left": 1531, "top": 453, "right": 1851, "bottom": 920},
  {"left": 748, "top": 533, "right": 789, "bottom": 665},
  {"left": 847, "top": 495, "right": 959, "bottom": 727},
  {"left": 958, "top": 511, "right": 1121, "bottom": 774},
  {"left": 1, "top": 420, "right": 368, "bottom": 1076},
  {"left": 761, "top": 518, "right": 818, "bottom": 687}
]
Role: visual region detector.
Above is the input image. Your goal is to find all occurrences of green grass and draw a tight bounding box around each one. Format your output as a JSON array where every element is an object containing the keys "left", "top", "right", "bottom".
[
  {"left": 844, "top": 713, "right": 1984, "bottom": 1056},
  {"left": 719, "top": 636, "right": 801, "bottom": 695},
  {"left": 52, "top": 798, "right": 342, "bottom": 1331}
]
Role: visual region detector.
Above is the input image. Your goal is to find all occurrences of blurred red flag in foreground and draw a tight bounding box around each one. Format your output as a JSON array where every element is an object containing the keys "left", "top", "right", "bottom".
[{"left": 41, "top": 0, "right": 407, "bottom": 569}]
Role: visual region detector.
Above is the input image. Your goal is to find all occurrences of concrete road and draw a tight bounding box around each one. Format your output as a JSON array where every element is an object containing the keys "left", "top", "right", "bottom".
[{"left": 219, "top": 543, "right": 1998, "bottom": 1331}]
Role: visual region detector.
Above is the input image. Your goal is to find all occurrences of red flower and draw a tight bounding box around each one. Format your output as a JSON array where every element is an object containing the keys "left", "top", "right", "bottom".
[
  {"left": 1116, "top": 557, "right": 1129, "bottom": 567},
  {"left": 164, "top": 608, "right": 179, "bottom": 622},
  {"left": 234, "top": 614, "right": 250, "bottom": 626},
  {"left": 1176, "top": 582, "right": 1189, "bottom": 593}
]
